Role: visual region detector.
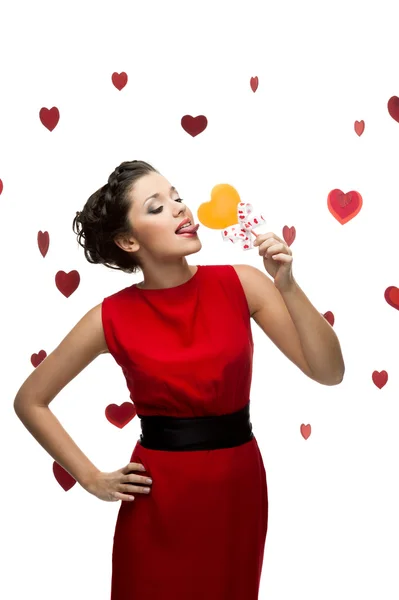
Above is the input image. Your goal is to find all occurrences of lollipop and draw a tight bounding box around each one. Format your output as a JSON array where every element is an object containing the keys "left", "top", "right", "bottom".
[{"left": 221, "top": 202, "right": 266, "bottom": 250}]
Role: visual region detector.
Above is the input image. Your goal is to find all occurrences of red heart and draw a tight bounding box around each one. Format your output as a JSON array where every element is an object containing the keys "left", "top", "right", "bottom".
[
  {"left": 384, "top": 286, "right": 399, "bottom": 310},
  {"left": 31, "top": 350, "right": 47, "bottom": 368},
  {"left": 323, "top": 311, "right": 335, "bottom": 327},
  {"left": 53, "top": 462, "right": 76, "bottom": 491},
  {"left": 354, "top": 120, "right": 365, "bottom": 136},
  {"left": 40, "top": 107, "right": 60, "bottom": 131},
  {"left": 388, "top": 96, "right": 399, "bottom": 123},
  {"left": 301, "top": 424, "right": 311, "bottom": 440},
  {"left": 55, "top": 270, "right": 80, "bottom": 297},
  {"left": 372, "top": 370, "right": 388, "bottom": 389},
  {"left": 112, "top": 72, "right": 128, "bottom": 90},
  {"left": 105, "top": 402, "right": 137, "bottom": 428},
  {"left": 282, "top": 225, "right": 296, "bottom": 246},
  {"left": 327, "top": 189, "right": 363, "bottom": 224},
  {"left": 38, "top": 231, "right": 49, "bottom": 257},
  {"left": 0, "top": 179, "right": 3, "bottom": 195},
  {"left": 181, "top": 115, "right": 208, "bottom": 137},
  {"left": 250, "top": 76, "right": 259, "bottom": 92}
]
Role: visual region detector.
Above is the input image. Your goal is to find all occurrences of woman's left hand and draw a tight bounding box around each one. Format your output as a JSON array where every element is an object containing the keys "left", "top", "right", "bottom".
[{"left": 253, "top": 232, "right": 294, "bottom": 291}]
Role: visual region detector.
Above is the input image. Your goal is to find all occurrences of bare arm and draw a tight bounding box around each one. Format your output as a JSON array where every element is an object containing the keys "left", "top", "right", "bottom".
[{"left": 13, "top": 303, "right": 109, "bottom": 488}]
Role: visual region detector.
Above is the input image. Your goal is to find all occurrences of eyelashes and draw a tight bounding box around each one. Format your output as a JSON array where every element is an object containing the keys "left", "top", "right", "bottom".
[{"left": 150, "top": 198, "right": 184, "bottom": 214}]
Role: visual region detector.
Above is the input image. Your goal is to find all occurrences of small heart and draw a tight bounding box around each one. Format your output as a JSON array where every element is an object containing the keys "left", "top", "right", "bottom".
[
  {"left": 0, "top": 179, "right": 3, "bottom": 195},
  {"left": 282, "top": 225, "right": 296, "bottom": 246},
  {"left": 55, "top": 270, "right": 80, "bottom": 297},
  {"left": 384, "top": 286, "right": 399, "bottom": 310},
  {"left": 387, "top": 96, "right": 399, "bottom": 123},
  {"left": 38, "top": 231, "right": 49, "bottom": 257},
  {"left": 112, "top": 72, "right": 128, "bottom": 90},
  {"left": 301, "top": 424, "right": 311, "bottom": 440},
  {"left": 372, "top": 370, "right": 388, "bottom": 389},
  {"left": 327, "top": 189, "right": 363, "bottom": 224},
  {"left": 250, "top": 76, "right": 259, "bottom": 92},
  {"left": 105, "top": 402, "right": 137, "bottom": 428},
  {"left": 31, "top": 350, "right": 47, "bottom": 368},
  {"left": 181, "top": 115, "right": 208, "bottom": 137},
  {"left": 354, "top": 120, "right": 365, "bottom": 136},
  {"left": 39, "top": 107, "right": 60, "bottom": 131},
  {"left": 53, "top": 462, "right": 76, "bottom": 491},
  {"left": 323, "top": 311, "right": 335, "bottom": 327}
]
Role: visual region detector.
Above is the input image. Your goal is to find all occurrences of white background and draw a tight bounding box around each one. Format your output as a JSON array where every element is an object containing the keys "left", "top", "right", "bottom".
[{"left": 1, "top": 0, "right": 399, "bottom": 598}]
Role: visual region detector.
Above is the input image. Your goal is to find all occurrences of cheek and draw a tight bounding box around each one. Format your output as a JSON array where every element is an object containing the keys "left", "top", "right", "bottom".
[{"left": 141, "top": 221, "right": 175, "bottom": 245}]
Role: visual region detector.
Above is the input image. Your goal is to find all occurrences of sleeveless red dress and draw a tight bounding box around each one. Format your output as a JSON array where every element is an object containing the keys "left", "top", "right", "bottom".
[{"left": 101, "top": 264, "right": 268, "bottom": 599}]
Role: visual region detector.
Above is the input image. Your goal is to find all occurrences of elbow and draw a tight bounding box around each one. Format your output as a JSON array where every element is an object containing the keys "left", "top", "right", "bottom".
[
  {"left": 307, "top": 364, "right": 345, "bottom": 386},
  {"left": 321, "top": 366, "right": 345, "bottom": 386}
]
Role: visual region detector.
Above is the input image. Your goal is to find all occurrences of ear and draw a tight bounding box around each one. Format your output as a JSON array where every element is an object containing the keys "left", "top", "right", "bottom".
[{"left": 114, "top": 233, "right": 140, "bottom": 254}]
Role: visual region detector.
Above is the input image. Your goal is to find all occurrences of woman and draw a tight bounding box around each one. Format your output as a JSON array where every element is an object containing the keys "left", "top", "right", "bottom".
[{"left": 14, "top": 160, "right": 345, "bottom": 599}]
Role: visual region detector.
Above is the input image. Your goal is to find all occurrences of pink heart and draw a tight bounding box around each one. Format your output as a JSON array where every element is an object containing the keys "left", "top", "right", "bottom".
[
  {"left": 354, "top": 120, "right": 365, "bottom": 136},
  {"left": 112, "top": 72, "right": 128, "bottom": 90},
  {"left": 301, "top": 424, "right": 311, "bottom": 440},
  {"left": 250, "top": 76, "right": 259, "bottom": 92}
]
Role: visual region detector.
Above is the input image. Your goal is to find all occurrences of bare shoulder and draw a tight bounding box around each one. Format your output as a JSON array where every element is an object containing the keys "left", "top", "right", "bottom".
[
  {"left": 14, "top": 303, "right": 109, "bottom": 409},
  {"left": 231, "top": 263, "right": 275, "bottom": 317}
]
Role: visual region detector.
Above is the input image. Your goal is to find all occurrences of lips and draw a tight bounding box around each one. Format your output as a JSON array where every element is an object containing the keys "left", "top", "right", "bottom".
[{"left": 175, "top": 217, "right": 191, "bottom": 232}]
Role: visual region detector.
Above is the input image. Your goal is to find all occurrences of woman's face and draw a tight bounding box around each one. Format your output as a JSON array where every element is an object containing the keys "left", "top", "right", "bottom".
[{"left": 119, "top": 171, "right": 202, "bottom": 263}]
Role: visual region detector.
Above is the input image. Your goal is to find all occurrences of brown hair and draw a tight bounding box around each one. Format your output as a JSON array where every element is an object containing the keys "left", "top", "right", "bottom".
[{"left": 73, "top": 160, "right": 157, "bottom": 274}]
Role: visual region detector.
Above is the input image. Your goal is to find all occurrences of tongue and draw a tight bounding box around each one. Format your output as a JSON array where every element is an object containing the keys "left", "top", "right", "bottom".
[{"left": 176, "top": 224, "right": 198, "bottom": 234}]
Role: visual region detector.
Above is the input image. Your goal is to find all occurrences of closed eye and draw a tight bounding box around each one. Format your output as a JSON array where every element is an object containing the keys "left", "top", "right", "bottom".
[{"left": 150, "top": 198, "right": 184, "bottom": 214}]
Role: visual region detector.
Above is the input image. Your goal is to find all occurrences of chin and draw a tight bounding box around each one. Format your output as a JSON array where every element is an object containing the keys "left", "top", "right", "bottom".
[{"left": 184, "top": 240, "right": 202, "bottom": 256}]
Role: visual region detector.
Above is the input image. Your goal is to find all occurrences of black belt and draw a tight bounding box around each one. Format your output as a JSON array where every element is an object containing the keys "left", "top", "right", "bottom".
[{"left": 137, "top": 402, "right": 254, "bottom": 451}]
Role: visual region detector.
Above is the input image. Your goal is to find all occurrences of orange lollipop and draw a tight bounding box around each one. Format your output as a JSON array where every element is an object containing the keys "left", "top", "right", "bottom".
[{"left": 197, "top": 184, "right": 266, "bottom": 251}]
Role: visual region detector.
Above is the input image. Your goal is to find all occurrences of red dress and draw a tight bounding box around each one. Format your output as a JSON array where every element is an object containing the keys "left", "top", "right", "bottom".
[{"left": 102, "top": 264, "right": 268, "bottom": 599}]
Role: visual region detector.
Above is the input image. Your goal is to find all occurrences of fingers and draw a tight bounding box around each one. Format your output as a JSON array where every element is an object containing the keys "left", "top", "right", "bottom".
[
  {"left": 121, "top": 473, "right": 153, "bottom": 486},
  {"left": 113, "top": 491, "right": 136, "bottom": 502},
  {"left": 122, "top": 462, "right": 147, "bottom": 474},
  {"left": 121, "top": 483, "right": 151, "bottom": 494}
]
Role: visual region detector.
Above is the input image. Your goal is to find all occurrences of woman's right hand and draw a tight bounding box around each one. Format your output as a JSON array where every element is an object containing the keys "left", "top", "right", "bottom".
[{"left": 83, "top": 462, "right": 153, "bottom": 502}]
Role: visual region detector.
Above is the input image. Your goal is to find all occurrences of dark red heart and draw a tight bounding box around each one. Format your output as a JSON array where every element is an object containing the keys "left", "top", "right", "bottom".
[
  {"left": 53, "top": 462, "right": 76, "bottom": 491},
  {"left": 388, "top": 96, "right": 399, "bottom": 123},
  {"left": 40, "top": 107, "right": 60, "bottom": 131},
  {"left": 38, "top": 231, "right": 49, "bottom": 257},
  {"left": 372, "top": 370, "right": 388, "bottom": 389},
  {"left": 181, "top": 115, "right": 208, "bottom": 137},
  {"left": 31, "top": 350, "right": 47, "bottom": 368},
  {"left": 55, "top": 270, "right": 80, "bottom": 297},
  {"left": 105, "top": 402, "right": 137, "bottom": 428}
]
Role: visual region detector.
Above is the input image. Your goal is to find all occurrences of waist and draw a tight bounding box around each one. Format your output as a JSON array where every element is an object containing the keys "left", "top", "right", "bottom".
[{"left": 137, "top": 401, "right": 254, "bottom": 451}]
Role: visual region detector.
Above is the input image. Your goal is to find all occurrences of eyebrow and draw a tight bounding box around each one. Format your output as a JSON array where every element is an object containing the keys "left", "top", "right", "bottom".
[{"left": 144, "top": 186, "right": 177, "bottom": 205}]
